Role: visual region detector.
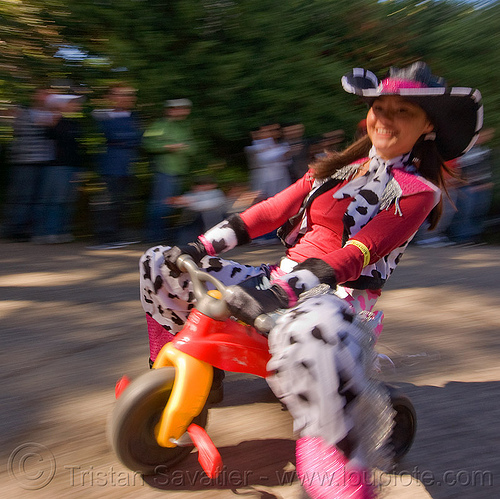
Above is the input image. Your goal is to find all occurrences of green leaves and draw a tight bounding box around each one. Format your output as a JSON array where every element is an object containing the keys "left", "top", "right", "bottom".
[{"left": 2, "top": 0, "right": 499, "bottom": 163}]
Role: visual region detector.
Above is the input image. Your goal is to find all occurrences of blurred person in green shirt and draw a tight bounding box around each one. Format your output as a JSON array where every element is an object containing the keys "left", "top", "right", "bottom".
[{"left": 143, "top": 98, "right": 197, "bottom": 243}]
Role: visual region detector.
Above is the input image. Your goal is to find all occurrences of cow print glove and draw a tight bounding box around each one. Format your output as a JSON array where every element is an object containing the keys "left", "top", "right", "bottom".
[
  {"left": 163, "top": 240, "right": 208, "bottom": 278},
  {"left": 224, "top": 284, "right": 290, "bottom": 326},
  {"left": 225, "top": 261, "right": 336, "bottom": 326}
]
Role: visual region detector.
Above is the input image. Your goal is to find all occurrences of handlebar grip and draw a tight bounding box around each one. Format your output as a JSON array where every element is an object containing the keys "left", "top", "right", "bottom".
[
  {"left": 254, "top": 314, "right": 275, "bottom": 333},
  {"left": 176, "top": 254, "right": 196, "bottom": 273},
  {"left": 175, "top": 254, "right": 230, "bottom": 319}
]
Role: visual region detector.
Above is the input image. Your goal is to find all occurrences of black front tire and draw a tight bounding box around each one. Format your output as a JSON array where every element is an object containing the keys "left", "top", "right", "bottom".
[
  {"left": 108, "top": 367, "right": 208, "bottom": 475},
  {"left": 386, "top": 384, "right": 417, "bottom": 462}
]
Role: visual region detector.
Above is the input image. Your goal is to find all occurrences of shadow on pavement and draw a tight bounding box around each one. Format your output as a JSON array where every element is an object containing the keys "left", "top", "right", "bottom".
[
  {"left": 391, "top": 381, "right": 500, "bottom": 499},
  {"left": 143, "top": 438, "right": 296, "bottom": 492}
]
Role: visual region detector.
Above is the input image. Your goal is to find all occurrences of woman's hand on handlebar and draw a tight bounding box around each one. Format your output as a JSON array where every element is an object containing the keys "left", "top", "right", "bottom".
[
  {"left": 225, "top": 261, "right": 338, "bottom": 326},
  {"left": 224, "top": 284, "right": 290, "bottom": 326},
  {"left": 163, "top": 240, "right": 208, "bottom": 278}
]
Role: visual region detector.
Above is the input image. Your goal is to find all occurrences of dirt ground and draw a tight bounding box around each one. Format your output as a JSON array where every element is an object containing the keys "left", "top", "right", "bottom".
[{"left": 1, "top": 239, "right": 499, "bottom": 499}]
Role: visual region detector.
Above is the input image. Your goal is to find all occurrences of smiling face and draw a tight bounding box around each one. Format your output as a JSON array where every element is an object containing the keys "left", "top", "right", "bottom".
[{"left": 367, "top": 96, "right": 434, "bottom": 160}]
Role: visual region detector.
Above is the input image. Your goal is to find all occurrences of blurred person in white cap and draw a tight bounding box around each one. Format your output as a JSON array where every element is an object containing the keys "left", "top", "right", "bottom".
[
  {"left": 141, "top": 62, "right": 482, "bottom": 497},
  {"left": 2, "top": 88, "right": 56, "bottom": 241},
  {"left": 143, "top": 97, "right": 197, "bottom": 243},
  {"left": 31, "top": 94, "right": 85, "bottom": 243}
]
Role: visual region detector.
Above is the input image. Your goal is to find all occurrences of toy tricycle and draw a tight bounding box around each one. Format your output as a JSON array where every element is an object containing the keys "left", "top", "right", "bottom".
[{"left": 108, "top": 254, "right": 416, "bottom": 484}]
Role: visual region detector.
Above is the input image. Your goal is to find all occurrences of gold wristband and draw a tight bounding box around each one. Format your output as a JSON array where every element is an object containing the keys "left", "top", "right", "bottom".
[{"left": 345, "top": 239, "right": 371, "bottom": 268}]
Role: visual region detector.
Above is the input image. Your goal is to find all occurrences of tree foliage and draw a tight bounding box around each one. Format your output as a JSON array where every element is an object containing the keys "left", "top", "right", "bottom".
[
  {"left": 1, "top": 0, "right": 500, "bottom": 161},
  {"left": 0, "top": 0, "right": 67, "bottom": 102}
]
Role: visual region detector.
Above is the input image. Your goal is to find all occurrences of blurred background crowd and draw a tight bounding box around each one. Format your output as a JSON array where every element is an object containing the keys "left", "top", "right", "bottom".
[
  {"left": 0, "top": 85, "right": 354, "bottom": 248},
  {"left": 0, "top": 83, "right": 498, "bottom": 250},
  {"left": 0, "top": 0, "right": 499, "bottom": 249}
]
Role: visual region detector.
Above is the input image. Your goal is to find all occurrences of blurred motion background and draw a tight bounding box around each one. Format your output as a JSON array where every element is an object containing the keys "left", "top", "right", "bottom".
[
  {"left": 1, "top": 0, "right": 500, "bottom": 244},
  {"left": 1, "top": 3, "right": 500, "bottom": 498}
]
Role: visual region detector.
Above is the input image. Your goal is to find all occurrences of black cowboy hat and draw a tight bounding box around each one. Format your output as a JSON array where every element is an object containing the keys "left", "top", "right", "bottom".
[{"left": 342, "top": 62, "right": 483, "bottom": 161}]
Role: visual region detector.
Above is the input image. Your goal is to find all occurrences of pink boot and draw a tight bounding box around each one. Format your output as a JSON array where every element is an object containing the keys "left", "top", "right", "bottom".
[{"left": 296, "top": 437, "right": 376, "bottom": 499}]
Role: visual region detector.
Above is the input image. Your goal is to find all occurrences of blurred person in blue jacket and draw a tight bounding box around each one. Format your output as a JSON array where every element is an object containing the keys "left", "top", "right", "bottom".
[{"left": 90, "top": 84, "right": 142, "bottom": 248}]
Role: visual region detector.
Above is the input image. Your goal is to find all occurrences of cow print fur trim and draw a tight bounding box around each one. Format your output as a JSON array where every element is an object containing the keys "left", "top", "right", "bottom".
[
  {"left": 226, "top": 214, "right": 252, "bottom": 246},
  {"left": 201, "top": 214, "right": 251, "bottom": 255},
  {"left": 293, "top": 258, "right": 337, "bottom": 288}
]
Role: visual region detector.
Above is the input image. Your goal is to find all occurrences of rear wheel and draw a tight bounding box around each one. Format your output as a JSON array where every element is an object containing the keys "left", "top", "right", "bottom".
[
  {"left": 386, "top": 384, "right": 417, "bottom": 462},
  {"left": 108, "top": 367, "right": 208, "bottom": 475}
]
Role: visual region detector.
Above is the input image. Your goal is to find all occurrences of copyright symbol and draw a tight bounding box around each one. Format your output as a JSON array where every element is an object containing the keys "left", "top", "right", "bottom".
[{"left": 8, "top": 443, "right": 56, "bottom": 490}]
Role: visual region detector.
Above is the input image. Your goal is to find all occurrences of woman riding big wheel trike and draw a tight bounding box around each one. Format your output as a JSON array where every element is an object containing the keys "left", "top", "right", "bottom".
[
  {"left": 111, "top": 62, "right": 482, "bottom": 498},
  {"left": 109, "top": 254, "right": 416, "bottom": 494}
]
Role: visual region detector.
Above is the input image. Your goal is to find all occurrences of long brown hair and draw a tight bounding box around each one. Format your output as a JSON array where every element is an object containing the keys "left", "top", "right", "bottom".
[
  {"left": 312, "top": 134, "right": 372, "bottom": 180},
  {"left": 311, "top": 134, "right": 452, "bottom": 230}
]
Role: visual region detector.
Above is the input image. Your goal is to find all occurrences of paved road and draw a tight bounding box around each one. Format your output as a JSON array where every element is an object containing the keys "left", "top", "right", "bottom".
[{"left": 1, "top": 240, "right": 499, "bottom": 498}]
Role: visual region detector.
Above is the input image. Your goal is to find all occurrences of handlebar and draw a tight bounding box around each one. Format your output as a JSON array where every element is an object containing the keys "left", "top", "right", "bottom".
[{"left": 176, "top": 254, "right": 274, "bottom": 333}]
